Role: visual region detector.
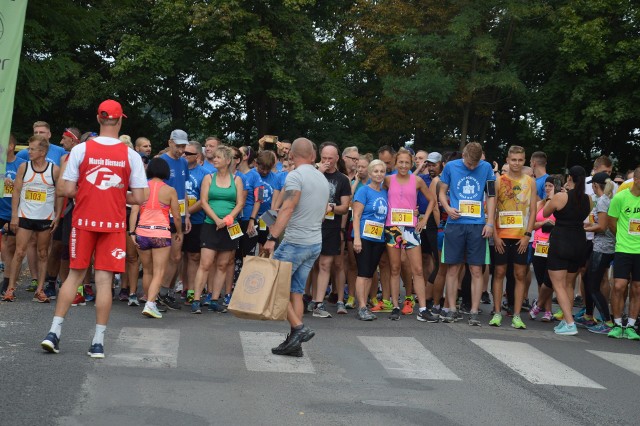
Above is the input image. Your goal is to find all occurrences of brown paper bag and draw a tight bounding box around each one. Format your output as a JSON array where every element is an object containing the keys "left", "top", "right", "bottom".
[{"left": 228, "top": 255, "right": 292, "bottom": 321}]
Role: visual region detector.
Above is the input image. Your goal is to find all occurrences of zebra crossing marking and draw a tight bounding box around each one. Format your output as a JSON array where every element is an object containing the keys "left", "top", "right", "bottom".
[
  {"left": 587, "top": 350, "right": 640, "bottom": 377},
  {"left": 239, "top": 331, "right": 315, "bottom": 374},
  {"left": 105, "top": 327, "right": 180, "bottom": 368}
]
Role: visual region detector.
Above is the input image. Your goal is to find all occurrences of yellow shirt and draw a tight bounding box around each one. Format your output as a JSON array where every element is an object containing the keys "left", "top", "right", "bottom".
[{"left": 496, "top": 173, "right": 535, "bottom": 239}]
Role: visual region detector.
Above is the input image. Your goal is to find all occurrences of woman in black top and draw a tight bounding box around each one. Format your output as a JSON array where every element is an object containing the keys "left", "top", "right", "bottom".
[{"left": 543, "top": 166, "right": 592, "bottom": 335}]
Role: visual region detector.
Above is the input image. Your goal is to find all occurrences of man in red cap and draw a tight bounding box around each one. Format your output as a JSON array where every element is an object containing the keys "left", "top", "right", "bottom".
[{"left": 41, "top": 100, "right": 149, "bottom": 358}]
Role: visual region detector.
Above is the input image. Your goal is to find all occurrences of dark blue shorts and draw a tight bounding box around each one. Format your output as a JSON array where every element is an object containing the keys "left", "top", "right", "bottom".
[{"left": 441, "top": 223, "right": 489, "bottom": 265}]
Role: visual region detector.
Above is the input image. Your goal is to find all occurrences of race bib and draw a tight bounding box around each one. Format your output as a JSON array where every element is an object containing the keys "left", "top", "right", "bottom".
[
  {"left": 534, "top": 241, "right": 549, "bottom": 258},
  {"left": 628, "top": 219, "right": 640, "bottom": 236},
  {"left": 362, "top": 220, "right": 384, "bottom": 240},
  {"left": 259, "top": 218, "right": 267, "bottom": 231},
  {"left": 325, "top": 207, "right": 335, "bottom": 220},
  {"left": 179, "top": 199, "right": 186, "bottom": 215},
  {"left": 187, "top": 195, "right": 197, "bottom": 207},
  {"left": 499, "top": 211, "right": 523, "bottom": 229},
  {"left": 390, "top": 208, "right": 414, "bottom": 226},
  {"left": 459, "top": 200, "right": 481, "bottom": 218},
  {"left": 3, "top": 184, "right": 13, "bottom": 197},
  {"left": 227, "top": 222, "right": 244, "bottom": 240},
  {"left": 24, "top": 190, "right": 47, "bottom": 203}
]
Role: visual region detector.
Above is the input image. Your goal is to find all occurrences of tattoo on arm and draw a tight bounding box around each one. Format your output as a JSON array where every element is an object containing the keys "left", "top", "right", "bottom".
[{"left": 282, "top": 190, "right": 298, "bottom": 202}]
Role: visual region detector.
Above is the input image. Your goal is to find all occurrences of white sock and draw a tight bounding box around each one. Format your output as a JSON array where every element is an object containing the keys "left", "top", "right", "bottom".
[
  {"left": 92, "top": 324, "right": 107, "bottom": 345},
  {"left": 614, "top": 318, "right": 623, "bottom": 326},
  {"left": 628, "top": 318, "right": 636, "bottom": 327},
  {"left": 49, "top": 316, "right": 64, "bottom": 337}
]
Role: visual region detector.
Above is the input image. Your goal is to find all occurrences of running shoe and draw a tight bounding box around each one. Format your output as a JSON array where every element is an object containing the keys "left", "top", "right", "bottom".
[
  {"left": 371, "top": 299, "right": 393, "bottom": 312},
  {"left": 608, "top": 325, "right": 624, "bottom": 339},
  {"left": 417, "top": 309, "right": 440, "bottom": 323},
  {"left": 1, "top": 288, "right": 16, "bottom": 302},
  {"left": 511, "top": 315, "right": 526, "bottom": 329},
  {"left": 489, "top": 313, "right": 502, "bottom": 327},
  {"left": 88, "top": 343, "right": 105, "bottom": 359},
  {"left": 26, "top": 279, "right": 37, "bottom": 292},
  {"left": 32, "top": 291, "right": 50, "bottom": 303},
  {"left": 71, "top": 292, "right": 86, "bottom": 306},
  {"left": 208, "top": 302, "right": 228, "bottom": 313},
  {"left": 574, "top": 315, "right": 597, "bottom": 329},
  {"left": 369, "top": 297, "right": 379, "bottom": 308},
  {"left": 306, "top": 300, "right": 316, "bottom": 313},
  {"left": 174, "top": 280, "right": 184, "bottom": 293},
  {"left": 529, "top": 302, "right": 541, "bottom": 320},
  {"left": 142, "top": 302, "right": 163, "bottom": 318},
  {"left": 313, "top": 303, "right": 332, "bottom": 318},
  {"left": 541, "top": 311, "right": 553, "bottom": 322},
  {"left": 554, "top": 321, "right": 578, "bottom": 336},
  {"left": 573, "top": 295, "right": 584, "bottom": 307},
  {"left": 185, "top": 290, "right": 195, "bottom": 304},
  {"left": 553, "top": 310, "right": 564, "bottom": 321},
  {"left": 303, "top": 294, "right": 313, "bottom": 311},
  {"left": 41, "top": 332, "right": 60, "bottom": 354},
  {"left": 588, "top": 322, "right": 612, "bottom": 335},
  {"left": 481, "top": 291, "right": 492, "bottom": 305},
  {"left": 441, "top": 310, "right": 455, "bottom": 323},
  {"left": 521, "top": 299, "right": 531, "bottom": 312},
  {"left": 44, "top": 282, "right": 57, "bottom": 300},
  {"left": 389, "top": 307, "right": 401, "bottom": 321},
  {"left": 459, "top": 303, "right": 471, "bottom": 315},
  {"left": 468, "top": 313, "right": 481, "bottom": 326},
  {"left": 357, "top": 307, "right": 377, "bottom": 321},
  {"left": 84, "top": 285, "right": 95, "bottom": 302},
  {"left": 623, "top": 326, "right": 640, "bottom": 341},
  {"left": 191, "top": 301, "right": 202, "bottom": 314},
  {"left": 158, "top": 294, "right": 182, "bottom": 310},
  {"left": 118, "top": 288, "right": 128, "bottom": 301},
  {"left": 431, "top": 306, "right": 442, "bottom": 317},
  {"left": 202, "top": 293, "right": 212, "bottom": 306},
  {"left": 223, "top": 293, "right": 232, "bottom": 307},
  {"left": 128, "top": 294, "right": 139, "bottom": 307},
  {"left": 401, "top": 299, "right": 414, "bottom": 315},
  {"left": 336, "top": 302, "right": 348, "bottom": 315},
  {"left": 345, "top": 295, "right": 356, "bottom": 309}
]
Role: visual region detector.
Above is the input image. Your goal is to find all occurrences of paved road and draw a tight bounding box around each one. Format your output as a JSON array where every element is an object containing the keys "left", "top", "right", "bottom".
[{"left": 1, "top": 284, "right": 638, "bottom": 426}]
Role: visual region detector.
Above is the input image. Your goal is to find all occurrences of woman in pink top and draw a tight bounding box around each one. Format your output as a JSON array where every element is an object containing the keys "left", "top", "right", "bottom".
[
  {"left": 129, "top": 158, "right": 182, "bottom": 319},
  {"left": 380, "top": 148, "right": 436, "bottom": 321},
  {"left": 529, "top": 175, "right": 559, "bottom": 322}
]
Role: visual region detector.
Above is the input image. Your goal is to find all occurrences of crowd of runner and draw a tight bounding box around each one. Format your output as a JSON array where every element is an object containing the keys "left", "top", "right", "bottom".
[{"left": 3, "top": 113, "right": 640, "bottom": 353}]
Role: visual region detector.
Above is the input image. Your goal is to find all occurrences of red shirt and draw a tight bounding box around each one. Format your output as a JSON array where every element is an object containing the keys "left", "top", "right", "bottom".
[{"left": 72, "top": 140, "right": 131, "bottom": 232}]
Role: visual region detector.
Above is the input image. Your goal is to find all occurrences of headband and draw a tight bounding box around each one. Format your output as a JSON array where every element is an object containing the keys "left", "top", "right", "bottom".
[{"left": 63, "top": 129, "right": 80, "bottom": 141}]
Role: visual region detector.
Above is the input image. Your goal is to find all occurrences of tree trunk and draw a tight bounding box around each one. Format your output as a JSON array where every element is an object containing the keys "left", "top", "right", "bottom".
[{"left": 460, "top": 102, "right": 470, "bottom": 151}]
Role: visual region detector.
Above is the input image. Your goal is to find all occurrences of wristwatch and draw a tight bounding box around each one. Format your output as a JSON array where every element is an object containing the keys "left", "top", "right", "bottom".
[
  {"left": 128, "top": 231, "right": 136, "bottom": 236},
  {"left": 266, "top": 234, "right": 278, "bottom": 242},
  {"left": 524, "top": 231, "right": 532, "bottom": 237}
]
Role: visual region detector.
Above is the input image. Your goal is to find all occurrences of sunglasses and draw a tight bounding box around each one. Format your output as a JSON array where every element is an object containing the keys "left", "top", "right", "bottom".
[{"left": 183, "top": 152, "right": 198, "bottom": 156}]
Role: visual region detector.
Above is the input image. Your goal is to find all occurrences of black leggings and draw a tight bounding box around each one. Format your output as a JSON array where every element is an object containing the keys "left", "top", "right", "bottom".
[
  {"left": 584, "top": 251, "right": 613, "bottom": 321},
  {"left": 532, "top": 255, "right": 552, "bottom": 289},
  {"left": 355, "top": 239, "right": 386, "bottom": 278}
]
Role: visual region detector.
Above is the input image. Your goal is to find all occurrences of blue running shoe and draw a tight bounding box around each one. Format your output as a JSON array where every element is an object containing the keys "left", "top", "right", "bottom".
[
  {"left": 88, "top": 343, "right": 105, "bottom": 358},
  {"left": 41, "top": 332, "right": 60, "bottom": 354},
  {"left": 191, "top": 301, "right": 202, "bottom": 314},
  {"left": 223, "top": 293, "right": 232, "bottom": 307},
  {"left": 44, "top": 282, "right": 57, "bottom": 300},
  {"left": 554, "top": 321, "right": 578, "bottom": 336},
  {"left": 588, "top": 322, "right": 612, "bottom": 335},
  {"left": 208, "top": 302, "right": 227, "bottom": 313},
  {"left": 202, "top": 293, "right": 212, "bottom": 306}
]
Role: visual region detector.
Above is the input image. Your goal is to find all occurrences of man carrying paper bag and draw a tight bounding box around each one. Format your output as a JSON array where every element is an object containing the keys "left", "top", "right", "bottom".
[{"left": 262, "top": 138, "right": 330, "bottom": 357}]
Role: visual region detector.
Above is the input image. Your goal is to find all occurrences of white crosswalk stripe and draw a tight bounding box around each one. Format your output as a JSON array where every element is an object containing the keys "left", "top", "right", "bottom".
[
  {"left": 239, "top": 331, "right": 315, "bottom": 374},
  {"left": 358, "top": 336, "right": 461, "bottom": 381},
  {"left": 471, "top": 339, "right": 605, "bottom": 388},
  {"left": 587, "top": 350, "right": 640, "bottom": 377},
  {"left": 105, "top": 327, "right": 180, "bottom": 368}
]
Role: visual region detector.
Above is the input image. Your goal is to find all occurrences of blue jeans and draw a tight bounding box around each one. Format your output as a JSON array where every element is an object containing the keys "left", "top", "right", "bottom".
[{"left": 273, "top": 241, "right": 322, "bottom": 294}]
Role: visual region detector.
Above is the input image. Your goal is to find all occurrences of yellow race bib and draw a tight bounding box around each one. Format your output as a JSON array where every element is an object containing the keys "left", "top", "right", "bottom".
[
  {"left": 459, "top": 200, "right": 481, "bottom": 218},
  {"left": 25, "top": 190, "right": 47, "bottom": 203},
  {"left": 187, "top": 195, "right": 197, "bottom": 207},
  {"left": 628, "top": 219, "right": 640, "bottom": 236},
  {"left": 534, "top": 241, "right": 549, "bottom": 258},
  {"left": 362, "top": 220, "right": 384, "bottom": 240},
  {"left": 499, "top": 211, "right": 524, "bottom": 229},
  {"left": 259, "top": 218, "right": 267, "bottom": 231},
  {"left": 227, "top": 222, "right": 244, "bottom": 240},
  {"left": 3, "top": 184, "right": 13, "bottom": 197},
  {"left": 390, "top": 208, "right": 414, "bottom": 226}
]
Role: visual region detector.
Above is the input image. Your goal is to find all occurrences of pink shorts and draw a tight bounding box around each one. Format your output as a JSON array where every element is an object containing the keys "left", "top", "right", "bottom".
[{"left": 69, "top": 227, "right": 127, "bottom": 272}]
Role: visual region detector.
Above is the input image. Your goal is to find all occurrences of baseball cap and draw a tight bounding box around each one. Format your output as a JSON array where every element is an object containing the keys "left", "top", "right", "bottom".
[
  {"left": 170, "top": 129, "right": 189, "bottom": 145},
  {"left": 97, "top": 100, "right": 127, "bottom": 119},
  {"left": 427, "top": 152, "right": 442, "bottom": 163},
  {"left": 592, "top": 171, "right": 611, "bottom": 185}
]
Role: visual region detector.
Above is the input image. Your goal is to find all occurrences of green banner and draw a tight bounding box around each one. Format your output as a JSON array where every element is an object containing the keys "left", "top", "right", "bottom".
[{"left": 0, "top": 1, "right": 28, "bottom": 195}]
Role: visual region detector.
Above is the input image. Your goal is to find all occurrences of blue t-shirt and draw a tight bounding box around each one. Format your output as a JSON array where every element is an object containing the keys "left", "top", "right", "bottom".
[
  {"left": 440, "top": 159, "right": 495, "bottom": 225},
  {"left": 0, "top": 157, "right": 28, "bottom": 220},
  {"left": 277, "top": 171, "right": 288, "bottom": 189},
  {"left": 352, "top": 185, "right": 388, "bottom": 242},
  {"left": 417, "top": 174, "right": 433, "bottom": 214},
  {"left": 160, "top": 153, "right": 190, "bottom": 222},
  {"left": 241, "top": 169, "right": 263, "bottom": 220},
  {"left": 17, "top": 144, "right": 66, "bottom": 166},
  {"left": 536, "top": 174, "right": 548, "bottom": 201},
  {"left": 255, "top": 170, "right": 282, "bottom": 216},
  {"left": 275, "top": 162, "right": 283, "bottom": 172},
  {"left": 201, "top": 161, "right": 217, "bottom": 174},
  {"left": 186, "top": 165, "right": 208, "bottom": 225}
]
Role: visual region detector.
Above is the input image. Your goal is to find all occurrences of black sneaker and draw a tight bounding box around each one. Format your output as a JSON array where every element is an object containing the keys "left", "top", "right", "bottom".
[
  {"left": 573, "top": 295, "right": 584, "bottom": 307},
  {"left": 442, "top": 310, "right": 455, "bottom": 323},
  {"left": 41, "top": 332, "right": 60, "bottom": 354},
  {"left": 271, "top": 325, "right": 315, "bottom": 356},
  {"left": 159, "top": 295, "right": 182, "bottom": 310},
  {"left": 389, "top": 307, "right": 401, "bottom": 321},
  {"left": 468, "top": 312, "right": 481, "bottom": 326},
  {"left": 521, "top": 298, "right": 531, "bottom": 312},
  {"left": 417, "top": 309, "right": 440, "bottom": 323},
  {"left": 459, "top": 303, "right": 471, "bottom": 314},
  {"left": 481, "top": 291, "right": 491, "bottom": 305}
]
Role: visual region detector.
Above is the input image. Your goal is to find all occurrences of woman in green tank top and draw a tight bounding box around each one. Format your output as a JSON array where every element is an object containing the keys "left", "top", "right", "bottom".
[{"left": 191, "top": 146, "right": 245, "bottom": 314}]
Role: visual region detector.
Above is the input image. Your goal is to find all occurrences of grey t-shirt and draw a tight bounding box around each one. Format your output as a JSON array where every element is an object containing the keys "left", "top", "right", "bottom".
[
  {"left": 593, "top": 195, "right": 615, "bottom": 253},
  {"left": 282, "top": 164, "right": 330, "bottom": 245}
]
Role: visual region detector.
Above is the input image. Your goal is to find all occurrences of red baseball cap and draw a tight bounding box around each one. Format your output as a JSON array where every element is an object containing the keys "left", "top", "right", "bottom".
[{"left": 97, "top": 99, "right": 127, "bottom": 119}]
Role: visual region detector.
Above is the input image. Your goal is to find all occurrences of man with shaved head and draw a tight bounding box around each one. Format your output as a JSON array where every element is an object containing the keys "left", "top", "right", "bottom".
[{"left": 263, "top": 138, "right": 330, "bottom": 357}]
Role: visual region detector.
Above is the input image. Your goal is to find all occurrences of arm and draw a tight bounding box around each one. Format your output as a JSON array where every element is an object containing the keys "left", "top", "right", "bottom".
[
  {"left": 428, "top": 178, "right": 440, "bottom": 225},
  {"left": 271, "top": 189, "right": 282, "bottom": 210},
  {"left": 268, "top": 189, "right": 301, "bottom": 239},
  {"left": 334, "top": 194, "right": 351, "bottom": 215},
  {"left": 439, "top": 181, "right": 460, "bottom": 220},
  {"left": 607, "top": 215, "right": 617, "bottom": 236},
  {"left": 10, "top": 163, "right": 26, "bottom": 232},
  {"left": 129, "top": 204, "right": 140, "bottom": 247},
  {"left": 352, "top": 201, "right": 365, "bottom": 253},
  {"left": 483, "top": 195, "right": 496, "bottom": 238},
  {"left": 227, "top": 176, "right": 245, "bottom": 221},
  {"left": 169, "top": 188, "right": 183, "bottom": 238},
  {"left": 127, "top": 187, "right": 148, "bottom": 206},
  {"left": 543, "top": 192, "right": 567, "bottom": 218},
  {"left": 585, "top": 212, "right": 608, "bottom": 233},
  {"left": 247, "top": 187, "right": 262, "bottom": 237},
  {"left": 416, "top": 178, "right": 435, "bottom": 231}
]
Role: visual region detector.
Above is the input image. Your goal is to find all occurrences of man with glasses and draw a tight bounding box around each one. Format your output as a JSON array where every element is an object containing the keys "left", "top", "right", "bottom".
[{"left": 157, "top": 129, "right": 192, "bottom": 310}]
